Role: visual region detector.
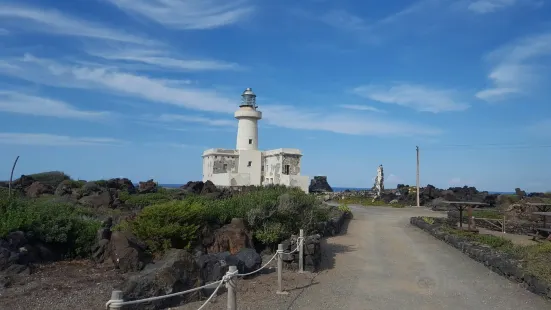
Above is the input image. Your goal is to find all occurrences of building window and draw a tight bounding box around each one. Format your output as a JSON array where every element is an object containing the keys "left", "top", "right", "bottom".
[
  {"left": 247, "top": 161, "right": 252, "bottom": 167},
  {"left": 223, "top": 163, "right": 228, "bottom": 170},
  {"left": 249, "top": 139, "right": 252, "bottom": 144},
  {"left": 261, "top": 165, "right": 264, "bottom": 171},
  {"left": 283, "top": 164, "right": 290, "bottom": 175}
]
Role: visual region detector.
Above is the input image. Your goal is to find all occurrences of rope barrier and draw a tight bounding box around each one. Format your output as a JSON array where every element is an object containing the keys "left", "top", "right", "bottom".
[
  {"left": 106, "top": 235, "right": 305, "bottom": 310},
  {"left": 196, "top": 269, "right": 238, "bottom": 310}
]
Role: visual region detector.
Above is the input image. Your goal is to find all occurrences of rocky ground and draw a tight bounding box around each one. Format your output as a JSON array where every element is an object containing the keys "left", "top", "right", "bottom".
[
  {"left": 0, "top": 260, "right": 125, "bottom": 310},
  {"left": 0, "top": 253, "right": 318, "bottom": 310}
]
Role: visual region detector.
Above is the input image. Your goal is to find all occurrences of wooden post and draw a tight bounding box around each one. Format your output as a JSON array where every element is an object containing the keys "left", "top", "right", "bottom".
[
  {"left": 108, "top": 290, "right": 123, "bottom": 310},
  {"left": 503, "top": 214, "right": 506, "bottom": 234},
  {"left": 467, "top": 206, "right": 473, "bottom": 230},
  {"left": 276, "top": 243, "right": 288, "bottom": 295},
  {"left": 416, "top": 146, "right": 420, "bottom": 207},
  {"left": 226, "top": 266, "right": 237, "bottom": 310},
  {"left": 298, "top": 229, "right": 304, "bottom": 274}
]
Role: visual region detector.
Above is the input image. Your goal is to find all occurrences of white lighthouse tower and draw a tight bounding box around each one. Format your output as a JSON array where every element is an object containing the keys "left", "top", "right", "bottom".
[
  {"left": 202, "top": 87, "right": 310, "bottom": 192},
  {"left": 235, "top": 88, "right": 262, "bottom": 150}
]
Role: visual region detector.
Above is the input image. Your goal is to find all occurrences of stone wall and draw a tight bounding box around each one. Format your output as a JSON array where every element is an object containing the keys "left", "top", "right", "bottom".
[
  {"left": 280, "top": 206, "right": 350, "bottom": 272},
  {"left": 280, "top": 234, "right": 321, "bottom": 272},
  {"left": 410, "top": 216, "right": 551, "bottom": 300},
  {"left": 282, "top": 155, "right": 300, "bottom": 175},
  {"left": 447, "top": 210, "right": 535, "bottom": 235},
  {"left": 213, "top": 156, "right": 238, "bottom": 174}
]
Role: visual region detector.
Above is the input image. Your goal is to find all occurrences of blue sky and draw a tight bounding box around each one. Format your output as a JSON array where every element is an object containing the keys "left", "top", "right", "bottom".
[{"left": 0, "top": 0, "right": 550, "bottom": 192}]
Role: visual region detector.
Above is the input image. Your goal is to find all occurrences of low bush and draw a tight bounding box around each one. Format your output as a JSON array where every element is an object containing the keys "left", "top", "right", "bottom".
[
  {"left": 123, "top": 185, "right": 329, "bottom": 252},
  {"left": 127, "top": 200, "right": 204, "bottom": 253},
  {"left": 28, "top": 171, "right": 71, "bottom": 188},
  {"left": 123, "top": 192, "right": 173, "bottom": 208},
  {"left": 0, "top": 198, "right": 101, "bottom": 258},
  {"left": 338, "top": 203, "right": 351, "bottom": 213}
]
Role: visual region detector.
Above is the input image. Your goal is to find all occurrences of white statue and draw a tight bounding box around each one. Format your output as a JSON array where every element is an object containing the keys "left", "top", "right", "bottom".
[{"left": 373, "top": 164, "right": 384, "bottom": 200}]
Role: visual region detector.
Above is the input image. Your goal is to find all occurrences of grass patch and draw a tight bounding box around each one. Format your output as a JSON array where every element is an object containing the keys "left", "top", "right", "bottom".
[{"left": 442, "top": 225, "right": 551, "bottom": 284}]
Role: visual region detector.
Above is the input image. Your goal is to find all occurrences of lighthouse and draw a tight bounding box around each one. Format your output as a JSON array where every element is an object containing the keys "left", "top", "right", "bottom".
[
  {"left": 235, "top": 88, "right": 262, "bottom": 150},
  {"left": 202, "top": 87, "right": 310, "bottom": 192}
]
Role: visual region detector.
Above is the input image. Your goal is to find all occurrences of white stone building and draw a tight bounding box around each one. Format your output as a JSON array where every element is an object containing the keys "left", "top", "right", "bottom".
[{"left": 202, "top": 88, "right": 310, "bottom": 192}]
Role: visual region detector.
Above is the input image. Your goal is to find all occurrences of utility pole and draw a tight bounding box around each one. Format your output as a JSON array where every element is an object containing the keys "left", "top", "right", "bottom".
[{"left": 416, "top": 146, "right": 420, "bottom": 207}]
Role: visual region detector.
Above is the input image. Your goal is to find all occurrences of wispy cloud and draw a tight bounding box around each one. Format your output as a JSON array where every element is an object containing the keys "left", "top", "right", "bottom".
[
  {"left": 104, "top": 0, "right": 254, "bottom": 30},
  {"left": 339, "top": 104, "right": 385, "bottom": 113},
  {"left": 262, "top": 105, "right": 441, "bottom": 136},
  {"left": 88, "top": 49, "right": 241, "bottom": 71},
  {"left": 0, "top": 133, "right": 122, "bottom": 146},
  {"left": 0, "top": 28, "right": 8, "bottom": 35},
  {"left": 0, "top": 4, "right": 155, "bottom": 44},
  {"left": 353, "top": 84, "right": 470, "bottom": 113},
  {"left": 0, "top": 54, "right": 236, "bottom": 113},
  {"left": 0, "top": 91, "right": 110, "bottom": 120},
  {"left": 157, "top": 114, "right": 235, "bottom": 127},
  {"left": 0, "top": 55, "right": 441, "bottom": 137},
  {"left": 318, "top": 9, "right": 369, "bottom": 32},
  {"left": 526, "top": 119, "right": 551, "bottom": 136},
  {"left": 476, "top": 32, "right": 551, "bottom": 101},
  {"left": 468, "top": 0, "right": 517, "bottom": 13}
]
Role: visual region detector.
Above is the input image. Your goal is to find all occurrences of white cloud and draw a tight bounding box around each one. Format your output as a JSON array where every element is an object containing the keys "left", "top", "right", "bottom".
[
  {"left": 104, "top": 0, "right": 254, "bottom": 30},
  {"left": 0, "top": 4, "right": 154, "bottom": 44},
  {"left": 0, "top": 54, "right": 236, "bottom": 114},
  {"left": 353, "top": 84, "right": 470, "bottom": 113},
  {"left": 88, "top": 49, "right": 241, "bottom": 71},
  {"left": 319, "top": 9, "right": 369, "bottom": 32},
  {"left": 0, "top": 133, "right": 122, "bottom": 146},
  {"left": 476, "top": 32, "right": 551, "bottom": 101},
  {"left": 468, "top": 0, "right": 516, "bottom": 13},
  {"left": 339, "top": 104, "right": 385, "bottom": 113},
  {"left": 157, "top": 114, "right": 235, "bottom": 127},
  {"left": 0, "top": 55, "right": 442, "bottom": 137},
  {"left": 0, "top": 91, "right": 109, "bottom": 120},
  {"left": 262, "top": 105, "right": 441, "bottom": 136}
]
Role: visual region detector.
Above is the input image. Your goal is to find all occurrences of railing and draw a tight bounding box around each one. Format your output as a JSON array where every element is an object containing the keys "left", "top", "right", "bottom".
[{"left": 105, "top": 230, "right": 305, "bottom": 310}]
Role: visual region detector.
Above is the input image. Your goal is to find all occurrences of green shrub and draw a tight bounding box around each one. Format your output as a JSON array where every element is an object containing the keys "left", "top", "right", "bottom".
[
  {"left": 27, "top": 171, "right": 71, "bottom": 188},
  {"left": 254, "top": 222, "right": 285, "bottom": 245},
  {"left": 91, "top": 180, "right": 108, "bottom": 188},
  {"left": 422, "top": 216, "right": 435, "bottom": 225},
  {"left": 0, "top": 198, "right": 101, "bottom": 258},
  {"left": 124, "top": 192, "right": 173, "bottom": 208},
  {"left": 338, "top": 203, "right": 351, "bottom": 213},
  {"left": 128, "top": 200, "right": 204, "bottom": 253}
]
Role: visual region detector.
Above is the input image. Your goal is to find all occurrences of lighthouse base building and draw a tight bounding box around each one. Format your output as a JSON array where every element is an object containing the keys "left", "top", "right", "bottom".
[{"left": 202, "top": 88, "right": 310, "bottom": 193}]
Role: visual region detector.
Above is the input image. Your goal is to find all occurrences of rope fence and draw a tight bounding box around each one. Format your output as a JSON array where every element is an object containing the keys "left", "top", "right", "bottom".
[{"left": 105, "top": 229, "right": 306, "bottom": 310}]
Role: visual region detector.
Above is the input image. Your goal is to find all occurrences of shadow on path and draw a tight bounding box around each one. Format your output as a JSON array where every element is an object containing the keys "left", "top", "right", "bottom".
[{"left": 318, "top": 219, "right": 357, "bottom": 271}]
